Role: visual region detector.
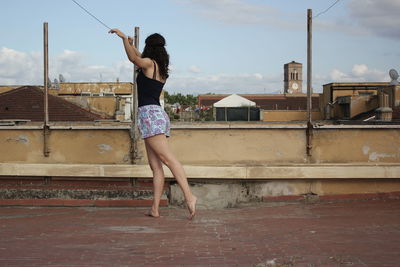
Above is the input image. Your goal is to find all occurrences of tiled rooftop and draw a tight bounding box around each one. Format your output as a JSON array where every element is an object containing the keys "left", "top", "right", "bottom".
[
  {"left": 0, "top": 86, "right": 109, "bottom": 121},
  {"left": 1, "top": 200, "right": 399, "bottom": 266}
]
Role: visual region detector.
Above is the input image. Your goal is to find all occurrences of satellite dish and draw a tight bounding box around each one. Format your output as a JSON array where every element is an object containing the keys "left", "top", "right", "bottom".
[
  {"left": 53, "top": 79, "right": 60, "bottom": 89},
  {"left": 389, "top": 69, "right": 399, "bottom": 85},
  {"left": 59, "top": 74, "right": 65, "bottom": 83}
]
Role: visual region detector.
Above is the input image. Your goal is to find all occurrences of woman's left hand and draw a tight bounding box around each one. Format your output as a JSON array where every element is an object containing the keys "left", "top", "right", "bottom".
[{"left": 108, "top": 28, "right": 126, "bottom": 39}]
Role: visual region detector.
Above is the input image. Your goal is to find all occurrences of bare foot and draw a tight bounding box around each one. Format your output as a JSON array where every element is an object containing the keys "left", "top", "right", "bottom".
[
  {"left": 144, "top": 209, "right": 160, "bottom": 218},
  {"left": 186, "top": 196, "right": 197, "bottom": 220}
]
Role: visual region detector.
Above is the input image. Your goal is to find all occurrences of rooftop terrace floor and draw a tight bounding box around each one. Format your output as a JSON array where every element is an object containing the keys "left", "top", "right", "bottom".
[{"left": 0, "top": 200, "right": 399, "bottom": 266}]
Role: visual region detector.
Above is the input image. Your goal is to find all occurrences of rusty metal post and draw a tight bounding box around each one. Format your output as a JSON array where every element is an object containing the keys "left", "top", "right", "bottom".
[
  {"left": 43, "top": 22, "right": 50, "bottom": 157},
  {"left": 306, "top": 9, "right": 313, "bottom": 158},
  {"left": 130, "top": 26, "right": 140, "bottom": 163}
]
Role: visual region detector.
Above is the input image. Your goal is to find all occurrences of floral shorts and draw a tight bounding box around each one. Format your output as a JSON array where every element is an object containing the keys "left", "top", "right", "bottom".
[{"left": 138, "top": 105, "right": 171, "bottom": 139}]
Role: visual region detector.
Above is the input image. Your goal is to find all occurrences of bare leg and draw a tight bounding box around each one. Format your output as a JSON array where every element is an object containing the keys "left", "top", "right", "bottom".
[
  {"left": 144, "top": 134, "right": 197, "bottom": 219},
  {"left": 144, "top": 142, "right": 165, "bottom": 217}
]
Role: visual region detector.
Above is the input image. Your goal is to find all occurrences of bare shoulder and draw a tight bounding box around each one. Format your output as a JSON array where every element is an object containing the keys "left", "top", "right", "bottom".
[
  {"left": 131, "top": 57, "right": 152, "bottom": 70},
  {"left": 142, "top": 59, "right": 166, "bottom": 83},
  {"left": 139, "top": 57, "right": 153, "bottom": 69}
]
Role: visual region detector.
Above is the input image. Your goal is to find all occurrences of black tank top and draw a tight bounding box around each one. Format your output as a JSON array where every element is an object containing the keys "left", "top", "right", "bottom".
[{"left": 137, "top": 60, "right": 165, "bottom": 107}]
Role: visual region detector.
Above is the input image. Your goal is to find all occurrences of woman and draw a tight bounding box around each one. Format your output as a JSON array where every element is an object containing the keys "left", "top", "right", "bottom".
[{"left": 109, "top": 29, "right": 197, "bottom": 219}]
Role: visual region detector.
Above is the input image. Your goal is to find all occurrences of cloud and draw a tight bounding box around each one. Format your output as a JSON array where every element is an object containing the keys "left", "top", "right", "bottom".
[
  {"left": 352, "top": 64, "right": 369, "bottom": 76},
  {"left": 303, "top": 64, "right": 389, "bottom": 93},
  {"left": 168, "top": 65, "right": 177, "bottom": 72},
  {"left": 175, "top": 0, "right": 303, "bottom": 30},
  {"left": 0, "top": 47, "right": 277, "bottom": 95},
  {"left": 325, "top": 64, "right": 388, "bottom": 84},
  {"left": 313, "top": 19, "right": 369, "bottom": 36},
  {"left": 50, "top": 50, "right": 133, "bottom": 82},
  {"left": 188, "top": 65, "right": 202, "bottom": 73},
  {"left": 1, "top": 48, "right": 390, "bottom": 96},
  {"left": 0, "top": 47, "right": 133, "bottom": 85},
  {"left": 176, "top": 0, "right": 400, "bottom": 39},
  {"left": 253, "top": 73, "right": 263, "bottom": 80},
  {"left": 165, "top": 72, "right": 281, "bottom": 95},
  {"left": 0, "top": 47, "right": 42, "bottom": 85},
  {"left": 348, "top": 0, "right": 400, "bottom": 39}
]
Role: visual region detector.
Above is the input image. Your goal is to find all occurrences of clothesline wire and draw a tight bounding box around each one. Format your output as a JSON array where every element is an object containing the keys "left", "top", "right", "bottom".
[
  {"left": 71, "top": 0, "right": 341, "bottom": 29},
  {"left": 313, "top": 0, "right": 342, "bottom": 18},
  {"left": 71, "top": 0, "right": 112, "bottom": 30}
]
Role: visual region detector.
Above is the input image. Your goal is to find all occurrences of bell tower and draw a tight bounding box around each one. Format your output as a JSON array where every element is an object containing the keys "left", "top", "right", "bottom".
[{"left": 284, "top": 61, "right": 303, "bottom": 94}]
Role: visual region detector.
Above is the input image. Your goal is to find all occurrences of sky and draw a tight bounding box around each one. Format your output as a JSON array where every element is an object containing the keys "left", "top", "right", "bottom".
[{"left": 0, "top": 0, "right": 399, "bottom": 95}]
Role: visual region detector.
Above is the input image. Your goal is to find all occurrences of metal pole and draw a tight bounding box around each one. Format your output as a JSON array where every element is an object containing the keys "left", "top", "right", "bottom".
[
  {"left": 44, "top": 22, "right": 49, "bottom": 124},
  {"left": 307, "top": 9, "right": 312, "bottom": 123},
  {"left": 43, "top": 22, "right": 50, "bottom": 157},
  {"left": 306, "top": 9, "right": 313, "bottom": 157},
  {"left": 130, "top": 26, "right": 140, "bottom": 163}
]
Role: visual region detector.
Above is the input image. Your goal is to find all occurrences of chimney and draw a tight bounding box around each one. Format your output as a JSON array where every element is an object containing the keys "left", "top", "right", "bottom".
[{"left": 375, "top": 91, "right": 392, "bottom": 121}]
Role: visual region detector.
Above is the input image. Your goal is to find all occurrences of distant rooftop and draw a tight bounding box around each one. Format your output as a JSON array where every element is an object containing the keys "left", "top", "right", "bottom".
[
  {"left": 0, "top": 86, "right": 110, "bottom": 121},
  {"left": 198, "top": 93, "right": 320, "bottom": 110}
]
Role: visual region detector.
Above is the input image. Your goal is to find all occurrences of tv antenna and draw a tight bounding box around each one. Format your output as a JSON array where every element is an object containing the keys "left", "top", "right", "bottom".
[{"left": 389, "top": 69, "right": 399, "bottom": 85}]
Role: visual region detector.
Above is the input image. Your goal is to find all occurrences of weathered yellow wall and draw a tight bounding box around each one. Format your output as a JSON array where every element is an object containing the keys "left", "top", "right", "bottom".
[
  {"left": 312, "top": 129, "right": 400, "bottom": 163},
  {"left": 0, "top": 86, "right": 20, "bottom": 94},
  {"left": 1, "top": 127, "right": 400, "bottom": 165},
  {"left": 321, "top": 83, "right": 390, "bottom": 119},
  {"left": 263, "top": 110, "right": 322, "bottom": 121},
  {"left": 395, "top": 85, "right": 400, "bottom": 107},
  {"left": 0, "top": 129, "right": 131, "bottom": 164},
  {"left": 61, "top": 96, "right": 117, "bottom": 117},
  {"left": 383, "top": 85, "right": 400, "bottom": 107},
  {"left": 334, "top": 89, "right": 377, "bottom": 99},
  {"left": 349, "top": 95, "right": 378, "bottom": 118},
  {"left": 58, "top": 83, "right": 132, "bottom": 94},
  {"left": 163, "top": 128, "right": 307, "bottom": 165},
  {"left": 139, "top": 127, "right": 400, "bottom": 165}
]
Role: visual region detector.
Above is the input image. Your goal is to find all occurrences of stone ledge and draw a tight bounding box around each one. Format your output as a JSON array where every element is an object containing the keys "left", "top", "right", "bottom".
[
  {"left": 0, "top": 199, "right": 167, "bottom": 207},
  {"left": 2, "top": 123, "right": 400, "bottom": 130},
  {"left": 1, "top": 163, "right": 399, "bottom": 179}
]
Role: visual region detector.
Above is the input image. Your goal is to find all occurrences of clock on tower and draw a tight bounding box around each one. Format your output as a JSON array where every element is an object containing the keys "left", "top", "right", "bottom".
[{"left": 284, "top": 61, "right": 303, "bottom": 94}]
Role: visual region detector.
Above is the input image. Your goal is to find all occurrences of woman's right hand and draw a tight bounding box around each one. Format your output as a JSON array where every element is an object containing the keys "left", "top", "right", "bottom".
[{"left": 128, "top": 36, "right": 134, "bottom": 46}]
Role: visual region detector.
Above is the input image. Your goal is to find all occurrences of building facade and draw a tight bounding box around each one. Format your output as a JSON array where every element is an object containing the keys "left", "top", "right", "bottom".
[{"left": 321, "top": 82, "right": 400, "bottom": 121}]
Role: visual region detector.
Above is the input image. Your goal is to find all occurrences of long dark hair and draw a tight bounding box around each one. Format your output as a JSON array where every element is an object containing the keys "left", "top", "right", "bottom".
[{"left": 141, "top": 33, "right": 169, "bottom": 80}]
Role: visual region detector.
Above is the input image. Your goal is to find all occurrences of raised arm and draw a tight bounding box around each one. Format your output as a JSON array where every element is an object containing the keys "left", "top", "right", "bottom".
[
  {"left": 109, "top": 28, "right": 150, "bottom": 69},
  {"left": 128, "top": 36, "right": 142, "bottom": 57}
]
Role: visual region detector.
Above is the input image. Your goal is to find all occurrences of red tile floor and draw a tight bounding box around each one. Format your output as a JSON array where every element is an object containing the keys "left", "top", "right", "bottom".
[{"left": 0, "top": 200, "right": 399, "bottom": 266}]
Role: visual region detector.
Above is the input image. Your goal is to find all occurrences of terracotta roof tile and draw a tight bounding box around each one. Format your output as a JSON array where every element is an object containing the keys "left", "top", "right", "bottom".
[{"left": 0, "top": 86, "right": 109, "bottom": 121}]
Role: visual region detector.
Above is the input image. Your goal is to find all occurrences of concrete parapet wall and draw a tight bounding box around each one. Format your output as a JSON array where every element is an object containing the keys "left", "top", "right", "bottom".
[
  {"left": 1, "top": 124, "right": 400, "bottom": 164},
  {"left": 312, "top": 128, "right": 400, "bottom": 163},
  {"left": 162, "top": 125, "right": 400, "bottom": 165},
  {"left": 162, "top": 128, "right": 307, "bottom": 165},
  {"left": 1, "top": 129, "right": 131, "bottom": 164}
]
